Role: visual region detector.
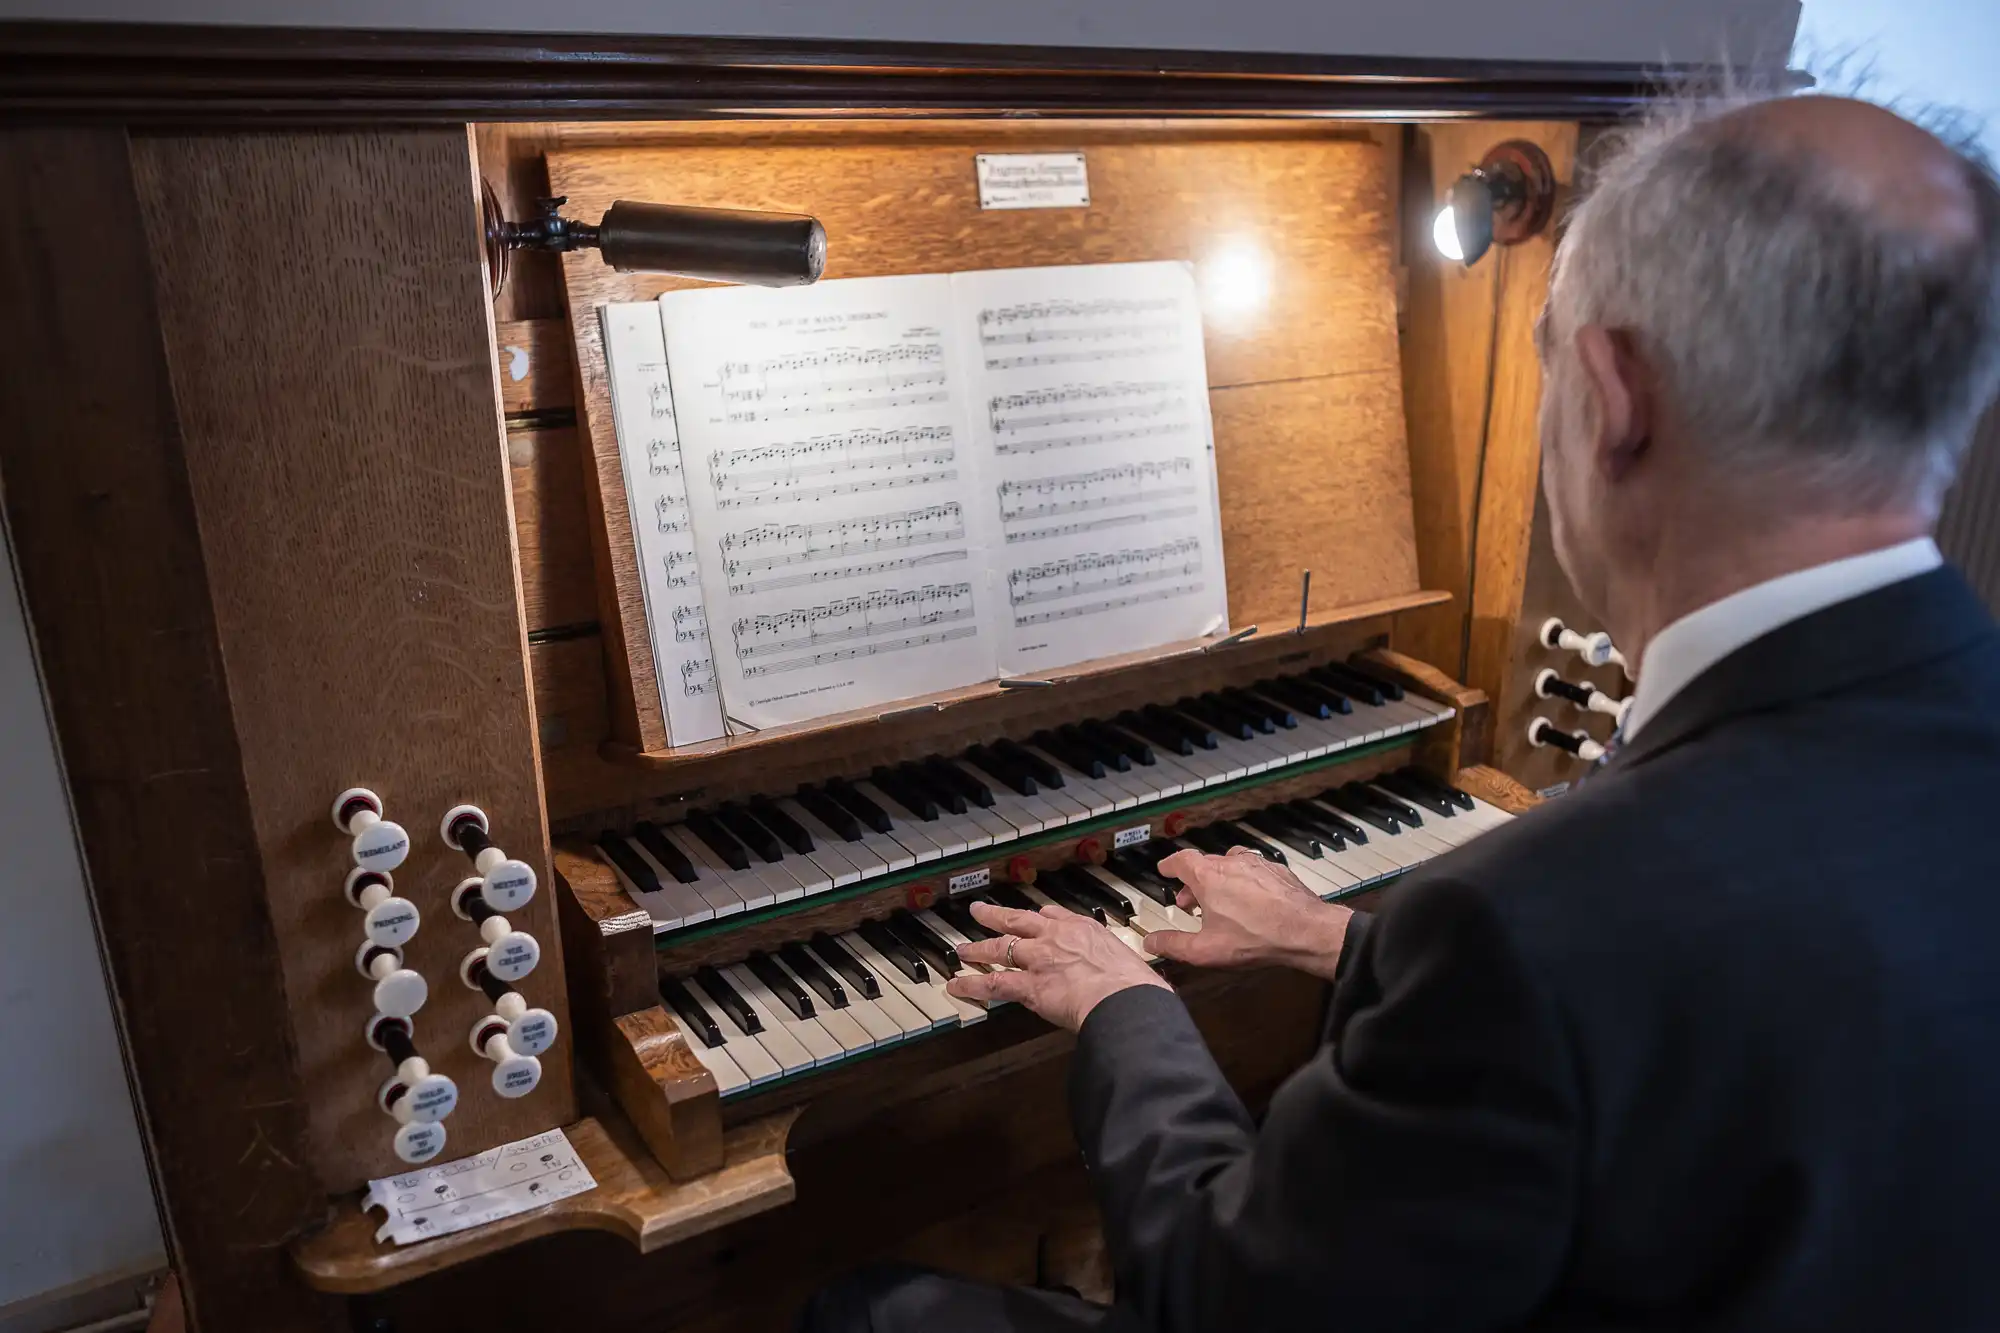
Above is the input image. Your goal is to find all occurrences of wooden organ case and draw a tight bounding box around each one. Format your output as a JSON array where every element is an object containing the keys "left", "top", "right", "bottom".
[{"left": 0, "top": 26, "right": 1702, "bottom": 1333}]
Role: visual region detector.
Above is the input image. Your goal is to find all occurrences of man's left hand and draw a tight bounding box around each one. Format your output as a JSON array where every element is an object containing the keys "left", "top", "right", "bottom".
[{"left": 946, "top": 899, "right": 1173, "bottom": 1032}]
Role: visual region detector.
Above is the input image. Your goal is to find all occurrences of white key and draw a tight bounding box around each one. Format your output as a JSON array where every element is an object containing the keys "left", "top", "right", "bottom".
[
  {"left": 781, "top": 797, "right": 892, "bottom": 882},
  {"left": 1021, "top": 882, "right": 1148, "bottom": 958},
  {"left": 844, "top": 932, "right": 960, "bottom": 1030},
  {"left": 668, "top": 1012, "right": 750, "bottom": 1094},
  {"left": 718, "top": 964, "right": 828, "bottom": 1071},
  {"left": 1022, "top": 746, "right": 1121, "bottom": 818},
  {"left": 952, "top": 759, "right": 1052, "bottom": 836},
  {"left": 768, "top": 799, "right": 866, "bottom": 888},
  {"left": 685, "top": 976, "right": 784, "bottom": 1085},
  {"left": 1466, "top": 796, "right": 1517, "bottom": 831},
  {"left": 855, "top": 779, "right": 959, "bottom": 860},
  {"left": 765, "top": 953, "right": 877, "bottom": 1054},
  {"left": 801, "top": 793, "right": 916, "bottom": 874},
  {"left": 815, "top": 936, "right": 932, "bottom": 1038},
  {"left": 786, "top": 946, "right": 904, "bottom": 1048},
  {"left": 678, "top": 822, "right": 786, "bottom": 910},
  {"left": 608, "top": 838, "right": 712, "bottom": 931},
  {"left": 1081, "top": 865, "right": 1178, "bottom": 935},
  {"left": 1036, "top": 743, "right": 1153, "bottom": 809},
  {"left": 1366, "top": 785, "right": 1482, "bottom": 848},
  {"left": 957, "top": 798, "right": 1022, "bottom": 845},
  {"left": 662, "top": 825, "right": 752, "bottom": 918}
]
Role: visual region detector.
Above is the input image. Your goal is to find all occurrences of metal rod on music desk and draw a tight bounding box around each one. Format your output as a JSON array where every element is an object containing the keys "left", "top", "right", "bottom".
[
  {"left": 1202, "top": 625, "right": 1259, "bottom": 653},
  {"left": 1297, "top": 570, "right": 1312, "bottom": 634},
  {"left": 726, "top": 715, "right": 760, "bottom": 734},
  {"left": 998, "top": 678, "right": 1056, "bottom": 689}
]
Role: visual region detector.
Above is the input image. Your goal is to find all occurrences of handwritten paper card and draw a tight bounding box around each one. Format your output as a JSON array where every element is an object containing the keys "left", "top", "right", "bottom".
[{"left": 363, "top": 1128, "right": 597, "bottom": 1246}]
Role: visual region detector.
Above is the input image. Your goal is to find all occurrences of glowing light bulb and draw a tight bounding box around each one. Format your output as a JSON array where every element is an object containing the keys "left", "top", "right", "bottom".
[
  {"left": 1200, "top": 240, "right": 1272, "bottom": 324},
  {"left": 1432, "top": 204, "right": 1464, "bottom": 262}
]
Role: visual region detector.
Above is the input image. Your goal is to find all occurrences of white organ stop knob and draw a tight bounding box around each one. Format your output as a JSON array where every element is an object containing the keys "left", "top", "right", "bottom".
[
  {"left": 1534, "top": 668, "right": 1634, "bottom": 726},
  {"left": 345, "top": 868, "right": 420, "bottom": 949},
  {"left": 1539, "top": 618, "right": 1630, "bottom": 674},
  {"left": 468, "top": 1014, "right": 543, "bottom": 1098},
  {"left": 461, "top": 949, "right": 559, "bottom": 1056},
  {"left": 354, "top": 942, "right": 428, "bottom": 1018},
  {"left": 440, "top": 804, "right": 538, "bottom": 911},
  {"left": 332, "top": 788, "right": 410, "bottom": 873},
  {"left": 1527, "top": 716, "right": 1608, "bottom": 763},
  {"left": 391, "top": 1117, "right": 448, "bottom": 1166},
  {"left": 368, "top": 1015, "right": 459, "bottom": 1126},
  {"left": 451, "top": 878, "right": 540, "bottom": 982}
]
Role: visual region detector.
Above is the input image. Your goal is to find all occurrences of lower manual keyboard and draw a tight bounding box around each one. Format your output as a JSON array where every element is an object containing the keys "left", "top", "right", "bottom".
[{"left": 656, "top": 769, "right": 1515, "bottom": 1098}]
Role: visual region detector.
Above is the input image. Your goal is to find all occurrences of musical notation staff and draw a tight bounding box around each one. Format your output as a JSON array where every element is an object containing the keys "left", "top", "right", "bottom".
[
  {"left": 1007, "top": 537, "right": 1204, "bottom": 608},
  {"left": 1005, "top": 505, "right": 1201, "bottom": 547},
  {"left": 728, "top": 549, "right": 970, "bottom": 598},
  {"left": 647, "top": 382, "right": 675, "bottom": 420},
  {"left": 988, "top": 382, "right": 1186, "bottom": 438},
  {"left": 655, "top": 494, "right": 690, "bottom": 535},
  {"left": 997, "top": 458, "right": 1198, "bottom": 524},
  {"left": 720, "top": 345, "right": 950, "bottom": 425},
  {"left": 710, "top": 426, "right": 959, "bottom": 509},
  {"left": 733, "top": 584, "right": 979, "bottom": 678},
  {"left": 663, "top": 549, "right": 701, "bottom": 589},
  {"left": 680, "top": 656, "right": 716, "bottom": 698},
  {"left": 672, "top": 604, "right": 708, "bottom": 645}
]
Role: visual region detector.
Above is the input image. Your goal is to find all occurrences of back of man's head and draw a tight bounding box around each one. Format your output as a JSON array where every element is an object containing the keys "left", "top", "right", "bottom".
[{"left": 1551, "top": 93, "right": 2000, "bottom": 511}]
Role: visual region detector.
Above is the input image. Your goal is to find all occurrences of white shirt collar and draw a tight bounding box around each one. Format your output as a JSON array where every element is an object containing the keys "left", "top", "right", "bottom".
[{"left": 1620, "top": 537, "right": 1944, "bottom": 742}]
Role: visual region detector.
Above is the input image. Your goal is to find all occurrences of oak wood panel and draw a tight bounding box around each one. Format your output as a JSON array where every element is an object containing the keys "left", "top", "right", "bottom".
[
  {"left": 1454, "top": 763, "right": 1542, "bottom": 816},
  {"left": 293, "top": 1108, "right": 799, "bottom": 1295},
  {"left": 130, "top": 128, "right": 575, "bottom": 1189},
  {"left": 0, "top": 126, "right": 330, "bottom": 1333},
  {"left": 510, "top": 425, "right": 599, "bottom": 632},
  {"left": 496, "top": 316, "right": 574, "bottom": 412},
  {"left": 607, "top": 1008, "right": 726, "bottom": 1179},
  {"left": 557, "top": 847, "right": 660, "bottom": 1021},
  {"left": 1210, "top": 371, "right": 1419, "bottom": 632},
  {"left": 545, "top": 128, "right": 1401, "bottom": 750}
]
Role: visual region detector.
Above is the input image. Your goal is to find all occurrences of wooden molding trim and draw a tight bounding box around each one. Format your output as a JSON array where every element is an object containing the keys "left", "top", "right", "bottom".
[
  {"left": 608, "top": 1008, "right": 726, "bottom": 1179},
  {"left": 1453, "top": 763, "right": 1541, "bottom": 815},
  {"left": 0, "top": 21, "right": 1780, "bottom": 125},
  {"left": 1356, "top": 645, "right": 1492, "bottom": 771}
]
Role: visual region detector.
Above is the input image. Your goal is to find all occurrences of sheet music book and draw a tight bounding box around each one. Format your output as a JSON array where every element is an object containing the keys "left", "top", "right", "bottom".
[{"left": 602, "top": 260, "right": 1226, "bottom": 734}]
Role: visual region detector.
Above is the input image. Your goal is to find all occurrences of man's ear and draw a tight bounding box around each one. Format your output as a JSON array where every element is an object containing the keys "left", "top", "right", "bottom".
[{"left": 1574, "top": 324, "right": 1653, "bottom": 480}]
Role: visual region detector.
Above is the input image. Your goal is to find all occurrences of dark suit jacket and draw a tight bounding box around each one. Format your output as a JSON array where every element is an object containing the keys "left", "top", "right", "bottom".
[{"left": 1070, "top": 567, "right": 2000, "bottom": 1332}]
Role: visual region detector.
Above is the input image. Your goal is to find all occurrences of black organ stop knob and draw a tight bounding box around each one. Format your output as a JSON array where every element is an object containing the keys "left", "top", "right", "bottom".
[
  {"left": 439, "top": 803, "right": 538, "bottom": 911},
  {"left": 1534, "top": 668, "right": 1633, "bottom": 726},
  {"left": 1540, "top": 617, "right": 1630, "bottom": 676},
  {"left": 1527, "top": 717, "right": 1607, "bottom": 763},
  {"left": 331, "top": 787, "right": 410, "bottom": 873},
  {"left": 450, "top": 878, "right": 541, "bottom": 983},
  {"left": 366, "top": 1014, "right": 458, "bottom": 1163}
]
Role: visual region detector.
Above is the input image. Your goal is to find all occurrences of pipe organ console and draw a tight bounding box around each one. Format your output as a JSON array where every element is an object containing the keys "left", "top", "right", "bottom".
[{"left": 0, "top": 21, "right": 1777, "bottom": 1333}]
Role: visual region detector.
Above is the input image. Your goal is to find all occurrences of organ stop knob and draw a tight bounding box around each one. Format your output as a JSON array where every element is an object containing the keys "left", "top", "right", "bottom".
[
  {"left": 1527, "top": 717, "right": 1607, "bottom": 763},
  {"left": 1534, "top": 668, "right": 1633, "bottom": 726},
  {"left": 1539, "top": 618, "right": 1630, "bottom": 675},
  {"left": 467, "top": 1014, "right": 543, "bottom": 1099},
  {"left": 354, "top": 942, "right": 428, "bottom": 1018},
  {"left": 344, "top": 868, "right": 420, "bottom": 949},
  {"left": 460, "top": 949, "right": 559, "bottom": 1056},
  {"left": 451, "top": 878, "right": 541, "bottom": 982},
  {"left": 331, "top": 787, "right": 410, "bottom": 873},
  {"left": 367, "top": 1015, "right": 458, "bottom": 1163},
  {"left": 440, "top": 804, "right": 538, "bottom": 911}
]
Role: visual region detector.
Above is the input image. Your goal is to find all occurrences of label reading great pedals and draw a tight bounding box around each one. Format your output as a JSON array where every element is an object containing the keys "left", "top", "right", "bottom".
[
  {"left": 976, "top": 152, "right": 1090, "bottom": 210},
  {"left": 364, "top": 1128, "right": 597, "bottom": 1246},
  {"left": 948, "top": 867, "right": 992, "bottom": 893},
  {"left": 1114, "top": 824, "right": 1151, "bottom": 849}
]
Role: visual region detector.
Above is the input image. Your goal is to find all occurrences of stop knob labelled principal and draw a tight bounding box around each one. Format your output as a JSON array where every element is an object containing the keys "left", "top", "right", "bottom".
[{"left": 367, "top": 1014, "right": 458, "bottom": 1164}]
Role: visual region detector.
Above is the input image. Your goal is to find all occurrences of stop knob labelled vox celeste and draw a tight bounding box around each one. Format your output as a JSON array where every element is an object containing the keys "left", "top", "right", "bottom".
[
  {"left": 462, "top": 950, "right": 559, "bottom": 1099},
  {"left": 441, "top": 803, "right": 543, "bottom": 984}
]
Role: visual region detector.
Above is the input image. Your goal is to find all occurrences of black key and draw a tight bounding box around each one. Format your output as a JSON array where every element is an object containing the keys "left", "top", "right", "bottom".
[
  {"left": 1031, "top": 728, "right": 1105, "bottom": 779},
  {"left": 1375, "top": 771, "right": 1457, "bottom": 818},
  {"left": 1212, "top": 820, "right": 1286, "bottom": 864},
  {"left": 1286, "top": 674, "right": 1355, "bottom": 714},
  {"left": 1340, "top": 659, "right": 1406, "bottom": 700},
  {"left": 1034, "top": 868, "right": 1107, "bottom": 923},
  {"left": 694, "top": 965, "right": 762, "bottom": 1035},
  {"left": 1051, "top": 869, "right": 1136, "bottom": 924},
  {"left": 747, "top": 951, "right": 816, "bottom": 1019},
  {"left": 1144, "top": 703, "right": 1218, "bottom": 751},
  {"left": 659, "top": 975, "right": 724, "bottom": 1048},
  {"left": 927, "top": 756, "right": 995, "bottom": 808},
  {"left": 686, "top": 808, "right": 751, "bottom": 871},
  {"left": 597, "top": 832, "right": 663, "bottom": 894},
  {"left": 857, "top": 919, "right": 929, "bottom": 983},
  {"left": 1347, "top": 781, "right": 1422, "bottom": 827},
  {"left": 1177, "top": 824, "right": 1234, "bottom": 857},
  {"left": 1202, "top": 691, "right": 1274, "bottom": 735},
  {"left": 750, "top": 797, "right": 816, "bottom": 854},
  {"left": 1243, "top": 807, "right": 1322, "bottom": 859},
  {"left": 1083, "top": 719, "right": 1153, "bottom": 767},
  {"left": 888, "top": 909, "right": 959, "bottom": 977},
  {"left": 1062, "top": 722, "right": 1131, "bottom": 772},
  {"left": 1223, "top": 687, "right": 1296, "bottom": 731},
  {"left": 1299, "top": 798, "right": 1369, "bottom": 845},
  {"left": 632, "top": 820, "right": 700, "bottom": 884},
  {"left": 809, "top": 932, "right": 880, "bottom": 1000},
  {"left": 1323, "top": 787, "right": 1399, "bottom": 834},
  {"left": 1280, "top": 800, "right": 1350, "bottom": 850},
  {"left": 871, "top": 764, "right": 940, "bottom": 820},
  {"left": 1256, "top": 677, "right": 1333, "bottom": 720},
  {"left": 1106, "top": 849, "right": 1178, "bottom": 906},
  {"left": 966, "top": 743, "right": 1038, "bottom": 797},
  {"left": 1117, "top": 708, "right": 1196, "bottom": 756},
  {"left": 825, "top": 778, "right": 893, "bottom": 834},
  {"left": 717, "top": 802, "right": 784, "bottom": 863},
  {"left": 780, "top": 942, "right": 848, "bottom": 1009},
  {"left": 987, "top": 882, "right": 1041, "bottom": 913},
  {"left": 796, "top": 784, "right": 863, "bottom": 842},
  {"left": 1312, "top": 663, "right": 1386, "bottom": 706},
  {"left": 1176, "top": 695, "right": 1254, "bottom": 741},
  {"left": 995, "top": 738, "right": 1063, "bottom": 788},
  {"left": 1397, "top": 766, "right": 1475, "bottom": 811},
  {"left": 902, "top": 760, "right": 965, "bottom": 815},
  {"left": 933, "top": 896, "right": 999, "bottom": 941}
]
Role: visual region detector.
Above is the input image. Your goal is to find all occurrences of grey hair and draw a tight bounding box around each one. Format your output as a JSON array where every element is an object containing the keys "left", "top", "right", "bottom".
[{"left": 1549, "top": 86, "right": 2000, "bottom": 510}]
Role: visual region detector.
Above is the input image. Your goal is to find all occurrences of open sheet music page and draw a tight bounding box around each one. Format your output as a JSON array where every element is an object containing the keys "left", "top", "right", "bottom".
[
  {"left": 600, "top": 303, "right": 728, "bottom": 745},
  {"left": 951, "top": 262, "right": 1229, "bottom": 676},
  {"left": 658, "top": 276, "right": 997, "bottom": 728}
]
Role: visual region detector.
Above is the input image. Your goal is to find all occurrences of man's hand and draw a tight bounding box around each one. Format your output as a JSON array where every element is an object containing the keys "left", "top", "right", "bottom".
[
  {"left": 946, "top": 899, "right": 1173, "bottom": 1032},
  {"left": 1144, "top": 846, "right": 1354, "bottom": 982}
]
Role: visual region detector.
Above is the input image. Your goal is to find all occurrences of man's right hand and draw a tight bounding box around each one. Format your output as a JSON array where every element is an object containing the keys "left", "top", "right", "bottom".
[{"left": 1144, "top": 846, "right": 1354, "bottom": 982}]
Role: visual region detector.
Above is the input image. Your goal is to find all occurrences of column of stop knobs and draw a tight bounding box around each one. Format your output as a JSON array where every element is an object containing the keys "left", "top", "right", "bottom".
[
  {"left": 1528, "top": 618, "right": 1633, "bottom": 762},
  {"left": 332, "top": 791, "right": 559, "bottom": 1164}
]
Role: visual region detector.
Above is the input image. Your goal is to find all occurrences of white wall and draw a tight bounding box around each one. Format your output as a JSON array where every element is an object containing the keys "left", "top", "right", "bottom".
[
  {"left": 0, "top": 0, "right": 1801, "bottom": 66},
  {"left": 0, "top": 532, "right": 163, "bottom": 1313}
]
